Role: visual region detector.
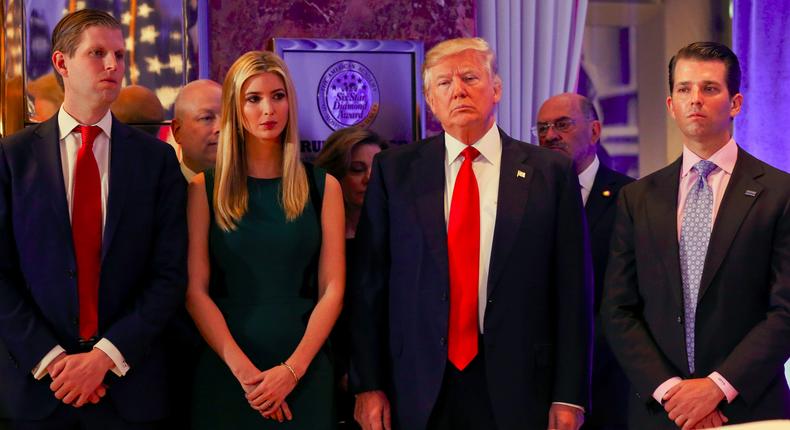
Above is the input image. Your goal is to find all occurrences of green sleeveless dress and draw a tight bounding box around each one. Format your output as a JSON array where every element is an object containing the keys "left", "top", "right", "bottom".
[{"left": 191, "top": 168, "right": 335, "bottom": 429}]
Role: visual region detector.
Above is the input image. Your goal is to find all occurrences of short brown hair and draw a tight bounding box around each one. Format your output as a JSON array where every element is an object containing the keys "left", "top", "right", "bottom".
[
  {"left": 51, "top": 9, "right": 122, "bottom": 88},
  {"left": 315, "top": 127, "right": 388, "bottom": 179},
  {"left": 668, "top": 41, "right": 741, "bottom": 96}
]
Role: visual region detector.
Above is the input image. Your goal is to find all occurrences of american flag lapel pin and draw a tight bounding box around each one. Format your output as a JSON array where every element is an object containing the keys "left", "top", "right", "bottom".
[
  {"left": 516, "top": 170, "right": 526, "bottom": 179},
  {"left": 744, "top": 189, "right": 757, "bottom": 197}
]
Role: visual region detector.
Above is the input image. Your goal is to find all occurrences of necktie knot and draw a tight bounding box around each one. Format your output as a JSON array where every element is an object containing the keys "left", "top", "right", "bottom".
[
  {"left": 693, "top": 160, "right": 717, "bottom": 180},
  {"left": 77, "top": 125, "right": 102, "bottom": 150},
  {"left": 462, "top": 146, "right": 480, "bottom": 164}
]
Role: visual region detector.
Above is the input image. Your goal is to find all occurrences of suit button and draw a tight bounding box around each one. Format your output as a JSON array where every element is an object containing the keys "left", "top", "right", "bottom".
[
  {"left": 439, "top": 337, "right": 446, "bottom": 347},
  {"left": 441, "top": 292, "right": 448, "bottom": 302},
  {"left": 72, "top": 316, "right": 79, "bottom": 326},
  {"left": 67, "top": 269, "right": 76, "bottom": 279},
  {"left": 677, "top": 316, "right": 683, "bottom": 324}
]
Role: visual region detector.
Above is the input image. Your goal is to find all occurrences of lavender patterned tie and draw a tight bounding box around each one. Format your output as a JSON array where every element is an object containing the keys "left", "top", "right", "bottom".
[{"left": 679, "top": 160, "right": 718, "bottom": 374}]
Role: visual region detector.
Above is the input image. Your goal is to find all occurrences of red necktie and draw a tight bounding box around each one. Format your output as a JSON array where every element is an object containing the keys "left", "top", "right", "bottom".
[
  {"left": 72, "top": 125, "right": 103, "bottom": 340},
  {"left": 447, "top": 146, "right": 480, "bottom": 370}
]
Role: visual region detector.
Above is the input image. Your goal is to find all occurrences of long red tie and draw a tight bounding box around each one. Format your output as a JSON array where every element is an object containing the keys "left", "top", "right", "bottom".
[
  {"left": 447, "top": 146, "right": 480, "bottom": 370},
  {"left": 72, "top": 125, "right": 103, "bottom": 340}
]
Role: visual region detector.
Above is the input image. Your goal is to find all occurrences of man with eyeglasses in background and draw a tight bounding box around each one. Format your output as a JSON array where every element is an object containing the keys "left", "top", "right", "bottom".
[{"left": 536, "top": 93, "right": 633, "bottom": 430}]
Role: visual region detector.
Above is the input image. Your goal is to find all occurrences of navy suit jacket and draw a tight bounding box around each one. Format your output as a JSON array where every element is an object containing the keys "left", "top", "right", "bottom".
[
  {"left": 349, "top": 130, "right": 593, "bottom": 429},
  {"left": 0, "top": 115, "right": 187, "bottom": 421},
  {"left": 602, "top": 147, "right": 790, "bottom": 427}
]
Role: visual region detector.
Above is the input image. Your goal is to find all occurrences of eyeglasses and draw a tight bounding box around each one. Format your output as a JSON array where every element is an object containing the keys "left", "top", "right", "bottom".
[{"left": 531, "top": 118, "right": 577, "bottom": 137}]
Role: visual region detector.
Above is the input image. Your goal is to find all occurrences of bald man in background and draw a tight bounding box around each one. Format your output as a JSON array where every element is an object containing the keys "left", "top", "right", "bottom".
[
  {"left": 110, "top": 85, "right": 165, "bottom": 136},
  {"left": 537, "top": 93, "right": 633, "bottom": 430},
  {"left": 162, "top": 79, "right": 222, "bottom": 427},
  {"left": 171, "top": 79, "right": 221, "bottom": 181}
]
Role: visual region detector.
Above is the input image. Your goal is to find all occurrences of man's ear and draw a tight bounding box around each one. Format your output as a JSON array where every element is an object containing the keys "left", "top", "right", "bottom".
[
  {"left": 493, "top": 76, "right": 502, "bottom": 103},
  {"left": 171, "top": 117, "right": 181, "bottom": 139},
  {"left": 666, "top": 96, "right": 676, "bottom": 120},
  {"left": 590, "top": 120, "right": 602, "bottom": 145},
  {"left": 425, "top": 90, "right": 436, "bottom": 115},
  {"left": 52, "top": 51, "right": 68, "bottom": 80},
  {"left": 729, "top": 93, "right": 743, "bottom": 118}
]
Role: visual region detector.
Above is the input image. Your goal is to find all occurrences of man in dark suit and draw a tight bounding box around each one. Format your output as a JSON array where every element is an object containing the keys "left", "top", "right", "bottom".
[
  {"left": 350, "top": 37, "right": 593, "bottom": 430},
  {"left": 0, "top": 9, "right": 186, "bottom": 428},
  {"left": 602, "top": 41, "right": 790, "bottom": 429},
  {"left": 537, "top": 93, "right": 633, "bottom": 430}
]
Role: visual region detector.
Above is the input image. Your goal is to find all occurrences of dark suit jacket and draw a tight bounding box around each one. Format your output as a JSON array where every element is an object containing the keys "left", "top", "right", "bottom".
[
  {"left": 349, "top": 130, "right": 593, "bottom": 430},
  {"left": 602, "top": 147, "right": 790, "bottom": 428},
  {"left": 0, "top": 115, "right": 187, "bottom": 421},
  {"left": 583, "top": 164, "right": 634, "bottom": 430}
]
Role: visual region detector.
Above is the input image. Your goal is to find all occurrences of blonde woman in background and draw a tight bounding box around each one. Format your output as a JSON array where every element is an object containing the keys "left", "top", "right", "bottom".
[{"left": 186, "top": 50, "right": 344, "bottom": 429}]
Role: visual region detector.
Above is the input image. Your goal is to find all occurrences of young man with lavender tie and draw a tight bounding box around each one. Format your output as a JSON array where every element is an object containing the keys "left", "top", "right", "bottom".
[{"left": 602, "top": 42, "right": 790, "bottom": 429}]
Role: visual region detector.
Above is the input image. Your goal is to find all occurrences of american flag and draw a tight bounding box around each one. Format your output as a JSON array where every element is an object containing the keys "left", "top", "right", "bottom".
[{"left": 25, "top": 0, "right": 197, "bottom": 116}]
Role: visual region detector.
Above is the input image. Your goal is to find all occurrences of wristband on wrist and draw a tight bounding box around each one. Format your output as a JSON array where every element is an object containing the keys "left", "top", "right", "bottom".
[{"left": 281, "top": 361, "right": 299, "bottom": 384}]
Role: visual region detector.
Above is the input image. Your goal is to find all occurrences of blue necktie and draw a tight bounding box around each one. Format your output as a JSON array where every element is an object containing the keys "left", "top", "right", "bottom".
[{"left": 679, "top": 160, "right": 718, "bottom": 374}]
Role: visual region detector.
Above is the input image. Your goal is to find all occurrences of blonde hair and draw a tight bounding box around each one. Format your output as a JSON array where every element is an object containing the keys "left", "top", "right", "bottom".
[
  {"left": 214, "top": 51, "right": 308, "bottom": 231},
  {"left": 422, "top": 37, "right": 500, "bottom": 94}
]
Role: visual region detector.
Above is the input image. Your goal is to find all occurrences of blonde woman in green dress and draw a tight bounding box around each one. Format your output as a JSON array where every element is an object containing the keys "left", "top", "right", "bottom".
[{"left": 186, "top": 51, "right": 345, "bottom": 429}]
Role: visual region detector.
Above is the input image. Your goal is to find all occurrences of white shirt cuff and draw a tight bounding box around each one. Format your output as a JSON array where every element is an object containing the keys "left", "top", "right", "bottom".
[
  {"left": 653, "top": 376, "right": 682, "bottom": 403},
  {"left": 552, "top": 401, "right": 585, "bottom": 413},
  {"left": 94, "top": 338, "right": 130, "bottom": 377},
  {"left": 708, "top": 371, "right": 738, "bottom": 403},
  {"left": 32, "top": 345, "right": 66, "bottom": 380}
]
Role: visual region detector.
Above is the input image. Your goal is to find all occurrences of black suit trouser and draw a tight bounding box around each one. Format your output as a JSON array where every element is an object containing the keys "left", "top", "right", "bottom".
[{"left": 427, "top": 336, "right": 497, "bottom": 430}]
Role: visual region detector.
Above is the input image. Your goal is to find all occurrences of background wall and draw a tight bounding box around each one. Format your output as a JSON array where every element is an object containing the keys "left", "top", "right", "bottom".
[{"left": 209, "top": 0, "right": 476, "bottom": 83}]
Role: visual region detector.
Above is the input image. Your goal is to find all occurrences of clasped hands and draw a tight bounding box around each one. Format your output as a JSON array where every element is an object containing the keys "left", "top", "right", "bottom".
[
  {"left": 663, "top": 378, "right": 729, "bottom": 429},
  {"left": 47, "top": 349, "right": 113, "bottom": 407},
  {"left": 240, "top": 364, "right": 298, "bottom": 423}
]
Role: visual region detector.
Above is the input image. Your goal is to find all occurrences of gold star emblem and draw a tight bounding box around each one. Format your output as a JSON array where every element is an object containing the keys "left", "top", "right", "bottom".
[
  {"left": 602, "top": 190, "right": 612, "bottom": 197},
  {"left": 145, "top": 57, "right": 163, "bottom": 74},
  {"left": 140, "top": 25, "right": 160, "bottom": 44},
  {"left": 138, "top": 3, "right": 154, "bottom": 19}
]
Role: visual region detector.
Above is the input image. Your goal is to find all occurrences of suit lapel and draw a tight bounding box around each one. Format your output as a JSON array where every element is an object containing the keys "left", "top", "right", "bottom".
[
  {"left": 585, "top": 166, "right": 616, "bottom": 231},
  {"left": 412, "top": 135, "right": 450, "bottom": 283},
  {"left": 646, "top": 158, "right": 684, "bottom": 308},
  {"left": 101, "top": 118, "right": 132, "bottom": 260},
  {"left": 30, "top": 117, "right": 74, "bottom": 253},
  {"left": 698, "top": 147, "right": 763, "bottom": 302},
  {"left": 487, "top": 132, "right": 532, "bottom": 297}
]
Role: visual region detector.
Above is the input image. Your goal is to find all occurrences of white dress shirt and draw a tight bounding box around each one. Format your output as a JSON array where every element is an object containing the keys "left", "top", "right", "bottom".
[
  {"left": 577, "top": 155, "right": 600, "bottom": 207},
  {"left": 443, "top": 124, "right": 585, "bottom": 413},
  {"left": 181, "top": 162, "right": 198, "bottom": 183},
  {"left": 443, "top": 124, "right": 501, "bottom": 333},
  {"left": 32, "top": 107, "right": 130, "bottom": 379}
]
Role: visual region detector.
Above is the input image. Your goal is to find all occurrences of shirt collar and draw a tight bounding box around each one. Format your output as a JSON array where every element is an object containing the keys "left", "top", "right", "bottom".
[
  {"left": 681, "top": 137, "right": 737, "bottom": 178},
  {"left": 58, "top": 106, "right": 113, "bottom": 141},
  {"left": 181, "top": 162, "right": 198, "bottom": 182},
  {"left": 444, "top": 123, "right": 501, "bottom": 166},
  {"left": 577, "top": 155, "right": 599, "bottom": 191}
]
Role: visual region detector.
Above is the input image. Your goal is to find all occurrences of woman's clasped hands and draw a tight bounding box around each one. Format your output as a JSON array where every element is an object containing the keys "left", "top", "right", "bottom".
[{"left": 241, "top": 363, "right": 299, "bottom": 423}]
